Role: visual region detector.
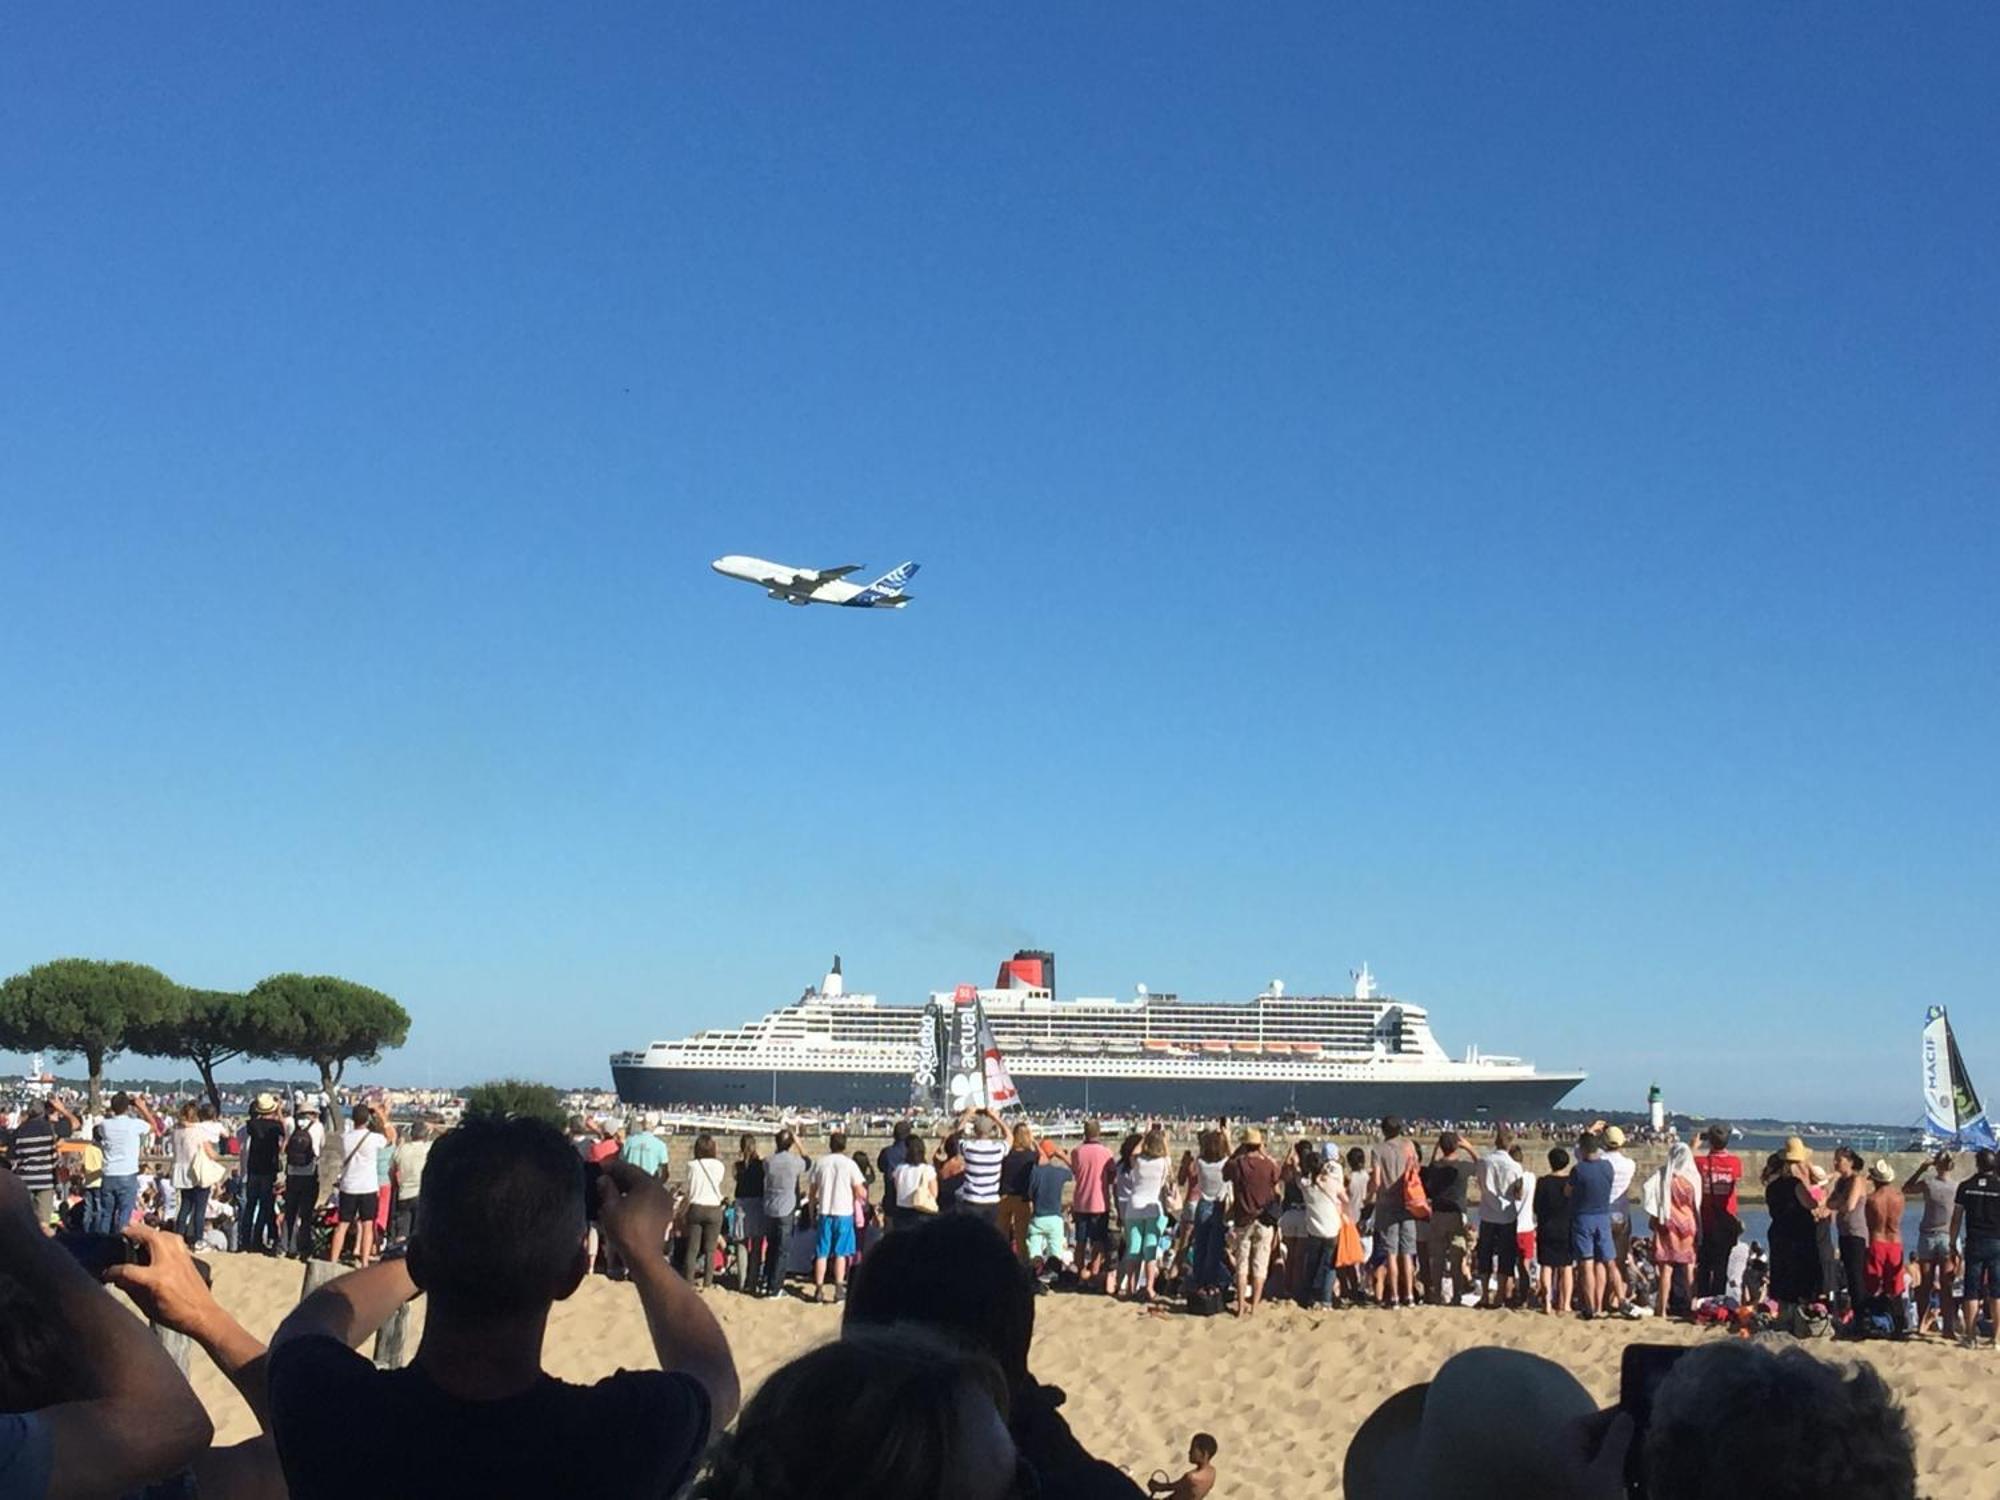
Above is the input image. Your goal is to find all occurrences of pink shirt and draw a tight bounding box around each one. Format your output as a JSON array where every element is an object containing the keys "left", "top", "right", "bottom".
[{"left": 1069, "top": 1142, "right": 1115, "bottom": 1214}]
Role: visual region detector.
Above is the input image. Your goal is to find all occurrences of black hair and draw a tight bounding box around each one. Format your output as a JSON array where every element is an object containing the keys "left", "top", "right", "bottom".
[
  {"left": 1191, "top": 1433, "right": 1218, "bottom": 1461},
  {"left": 1346, "top": 1146, "right": 1366, "bottom": 1170},
  {"left": 694, "top": 1134, "right": 717, "bottom": 1160},
  {"left": 829, "top": 1130, "right": 848, "bottom": 1153},
  {"left": 408, "top": 1115, "right": 585, "bottom": 1315},
  {"left": 1381, "top": 1117, "right": 1403, "bottom": 1138},
  {"left": 694, "top": 1326, "right": 1009, "bottom": 1500},
  {"left": 892, "top": 1120, "right": 911, "bottom": 1142},
  {"left": 1548, "top": 1147, "right": 1571, "bottom": 1171},
  {"left": 843, "top": 1213, "right": 1035, "bottom": 1386},
  {"left": 905, "top": 1133, "right": 928, "bottom": 1163}
]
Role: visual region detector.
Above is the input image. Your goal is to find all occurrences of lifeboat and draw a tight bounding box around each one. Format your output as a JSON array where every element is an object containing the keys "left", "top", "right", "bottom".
[
  {"left": 1263, "top": 1042, "right": 1292, "bottom": 1055},
  {"left": 1142, "top": 1040, "right": 1173, "bottom": 1053},
  {"left": 1232, "top": 1042, "right": 1263, "bottom": 1055},
  {"left": 1201, "top": 1040, "right": 1230, "bottom": 1055}
]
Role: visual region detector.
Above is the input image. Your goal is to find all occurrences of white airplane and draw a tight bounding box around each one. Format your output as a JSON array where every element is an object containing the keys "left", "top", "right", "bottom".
[{"left": 711, "top": 555, "right": 920, "bottom": 609}]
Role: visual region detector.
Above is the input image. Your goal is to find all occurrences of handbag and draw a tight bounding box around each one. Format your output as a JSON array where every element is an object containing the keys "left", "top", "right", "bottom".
[
  {"left": 908, "top": 1172, "right": 940, "bottom": 1214},
  {"left": 1402, "top": 1155, "right": 1432, "bottom": 1221},
  {"left": 189, "top": 1147, "right": 228, "bottom": 1190}
]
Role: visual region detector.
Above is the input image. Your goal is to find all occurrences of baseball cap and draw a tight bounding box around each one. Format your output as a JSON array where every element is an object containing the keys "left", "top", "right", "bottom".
[{"left": 1603, "top": 1125, "right": 1626, "bottom": 1148}]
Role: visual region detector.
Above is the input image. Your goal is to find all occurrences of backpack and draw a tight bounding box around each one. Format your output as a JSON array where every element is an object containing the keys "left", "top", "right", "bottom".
[
  {"left": 286, "top": 1128, "right": 317, "bottom": 1172},
  {"left": 1186, "top": 1285, "right": 1226, "bottom": 1317},
  {"left": 1402, "top": 1151, "right": 1432, "bottom": 1221}
]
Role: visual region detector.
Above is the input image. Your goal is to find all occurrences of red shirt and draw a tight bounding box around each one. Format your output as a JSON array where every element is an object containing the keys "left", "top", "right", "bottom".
[
  {"left": 1068, "top": 1141, "right": 1115, "bottom": 1215},
  {"left": 1695, "top": 1151, "right": 1742, "bottom": 1228},
  {"left": 1224, "top": 1151, "right": 1283, "bottom": 1228},
  {"left": 586, "top": 1138, "right": 621, "bottom": 1165}
]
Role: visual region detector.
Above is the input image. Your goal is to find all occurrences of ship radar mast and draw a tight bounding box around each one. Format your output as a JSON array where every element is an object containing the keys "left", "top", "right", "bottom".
[{"left": 1352, "top": 964, "right": 1377, "bottom": 1001}]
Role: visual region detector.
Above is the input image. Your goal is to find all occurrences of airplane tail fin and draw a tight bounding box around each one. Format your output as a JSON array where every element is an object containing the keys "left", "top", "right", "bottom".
[{"left": 869, "top": 561, "right": 920, "bottom": 591}]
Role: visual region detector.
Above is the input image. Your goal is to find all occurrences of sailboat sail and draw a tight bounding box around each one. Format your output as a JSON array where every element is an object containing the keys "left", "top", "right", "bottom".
[
  {"left": 978, "top": 1004, "right": 1021, "bottom": 1113},
  {"left": 925, "top": 983, "right": 1024, "bottom": 1115},
  {"left": 910, "top": 993, "right": 949, "bottom": 1112},
  {"left": 1922, "top": 1006, "right": 1997, "bottom": 1150}
]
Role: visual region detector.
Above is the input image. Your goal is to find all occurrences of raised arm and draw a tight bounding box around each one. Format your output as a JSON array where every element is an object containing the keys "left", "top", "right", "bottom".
[
  {"left": 272, "top": 1256, "right": 419, "bottom": 1352},
  {"left": 0, "top": 1168, "right": 212, "bottom": 1500},
  {"left": 599, "top": 1160, "right": 741, "bottom": 1426}
]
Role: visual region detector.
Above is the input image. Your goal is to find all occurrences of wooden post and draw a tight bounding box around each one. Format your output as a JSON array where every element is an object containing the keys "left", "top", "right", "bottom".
[
  {"left": 298, "top": 1258, "right": 346, "bottom": 1299},
  {"left": 372, "top": 1303, "right": 411, "bottom": 1369},
  {"left": 295, "top": 1258, "right": 413, "bottom": 1370}
]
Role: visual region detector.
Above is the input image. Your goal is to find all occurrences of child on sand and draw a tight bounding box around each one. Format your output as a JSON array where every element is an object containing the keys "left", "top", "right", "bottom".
[{"left": 1148, "top": 1433, "right": 1217, "bottom": 1500}]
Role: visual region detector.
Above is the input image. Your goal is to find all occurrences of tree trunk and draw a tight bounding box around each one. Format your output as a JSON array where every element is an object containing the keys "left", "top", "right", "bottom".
[
  {"left": 197, "top": 1057, "right": 223, "bottom": 1116},
  {"left": 85, "top": 1047, "right": 106, "bottom": 1115},
  {"left": 316, "top": 1059, "right": 345, "bottom": 1200}
]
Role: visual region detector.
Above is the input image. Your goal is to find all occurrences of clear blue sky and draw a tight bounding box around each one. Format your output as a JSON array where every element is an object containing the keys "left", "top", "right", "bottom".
[{"left": 4, "top": 7, "right": 1995, "bottom": 1123}]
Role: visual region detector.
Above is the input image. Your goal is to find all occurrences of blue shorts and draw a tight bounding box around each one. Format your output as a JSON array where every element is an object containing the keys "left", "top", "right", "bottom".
[
  {"left": 815, "top": 1214, "right": 857, "bottom": 1260},
  {"left": 1965, "top": 1238, "right": 2000, "bottom": 1301},
  {"left": 1572, "top": 1213, "right": 1615, "bottom": 1263}
]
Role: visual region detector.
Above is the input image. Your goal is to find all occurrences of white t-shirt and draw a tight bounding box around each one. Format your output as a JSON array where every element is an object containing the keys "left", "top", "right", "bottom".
[
  {"left": 1516, "top": 1169, "right": 1538, "bottom": 1234},
  {"left": 338, "top": 1128, "right": 385, "bottom": 1195},
  {"left": 687, "top": 1157, "right": 727, "bottom": 1207},
  {"left": 810, "top": 1153, "right": 866, "bottom": 1217},
  {"left": 1303, "top": 1171, "right": 1346, "bottom": 1238},
  {"left": 1606, "top": 1151, "right": 1637, "bottom": 1222},
  {"left": 1195, "top": 1158, "right": 1228, "bottom": 1204},
  {"left": 170, "top": 1121, "right": 225, "bottom": 1190},
  {"left": 893, "top": 1161, "right": 937, "bottom": 1207},
  {"left": 1345, "top": 1166, "right": 1369, "bottom": 1226},
  {"left": 1124, "top": 1155, "right": 1169, "bottom": 1217},
  {"left": 1478, "top": 1149, "right": 1525, "bottom": 1226}
]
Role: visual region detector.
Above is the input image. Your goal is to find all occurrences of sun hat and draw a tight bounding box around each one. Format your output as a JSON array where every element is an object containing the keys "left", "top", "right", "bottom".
[
  {"left": 1242, "top": 1126, "right": 1264, "bottom": 1147},
  {"left": 252, "top": 1092, "right": 279, "bottom": 1115},
  {"left": 1782, "top": 1136, "right": 1813, "bottom": 1164},
  {"left": 1344, "top": 1347, "right": 1606, "bottom": 1500},
  {"left": 1868, "top": 1159, "right": 1895, "bottom": 1184},
  {"left": 1603, "top": 1125, "right": 1626, "bottom": 1148}
]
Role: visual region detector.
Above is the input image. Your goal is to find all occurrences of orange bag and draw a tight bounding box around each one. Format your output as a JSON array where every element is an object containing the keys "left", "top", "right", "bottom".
[{"left": 1402, "top": 1155, "right": 1432, "bottom": 1221}]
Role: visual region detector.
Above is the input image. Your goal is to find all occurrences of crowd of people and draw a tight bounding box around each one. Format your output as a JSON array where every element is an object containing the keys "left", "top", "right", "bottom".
[
  {"left": 548, "top": 1106, "right": 2000, "bottom": 1350},
  {"left": 0, "top": 1101, "right": 1944, "bottom": 1499},
  {"left": 0, "top": 1089, "right": 437, "bottom": 1263}
]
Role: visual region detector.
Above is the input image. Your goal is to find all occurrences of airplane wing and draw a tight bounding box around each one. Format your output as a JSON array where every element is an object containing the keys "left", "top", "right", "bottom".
[{"left": 794, "top": 564, "right": 862, "bottom": 585}]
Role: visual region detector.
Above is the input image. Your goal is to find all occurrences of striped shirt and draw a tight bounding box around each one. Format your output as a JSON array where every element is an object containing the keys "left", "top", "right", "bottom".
[
  {"left": 960, "top": 1139, "right": 1006, "bottom": 1204},
  {"left": 8, "top": 1118, "right": 59, "bottom": 1191}
]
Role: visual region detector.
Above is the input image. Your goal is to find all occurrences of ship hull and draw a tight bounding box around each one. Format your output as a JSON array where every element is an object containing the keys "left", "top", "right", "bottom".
[{"left": 611, "top": 1063, "right": 1584, "bottom": 1119}]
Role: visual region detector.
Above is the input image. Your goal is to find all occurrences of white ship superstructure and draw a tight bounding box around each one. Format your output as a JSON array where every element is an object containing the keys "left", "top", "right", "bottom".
[{"left": 612, "top": 952, "right": 1585, "bottom": 1118}]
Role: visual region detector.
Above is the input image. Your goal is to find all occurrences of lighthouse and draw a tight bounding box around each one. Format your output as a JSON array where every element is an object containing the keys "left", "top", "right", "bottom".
[{"left": 1648, "top": 1082, "right": 1665, "bottom": 1133}]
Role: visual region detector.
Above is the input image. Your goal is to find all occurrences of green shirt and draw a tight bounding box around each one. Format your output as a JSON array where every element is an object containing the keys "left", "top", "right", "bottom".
[{"left": 620, "top": 1131, "right": 668, "bottom": 1177}]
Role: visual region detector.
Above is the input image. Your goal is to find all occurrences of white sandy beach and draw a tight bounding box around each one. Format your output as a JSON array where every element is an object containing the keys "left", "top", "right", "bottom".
[{"left": 174, "top": 1252, "right": 1996, "bottom": 1496}]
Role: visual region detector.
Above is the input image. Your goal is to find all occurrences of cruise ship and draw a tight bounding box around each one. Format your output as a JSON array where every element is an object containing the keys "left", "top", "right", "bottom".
[{"left": 610, "top": 952, "right": 1587, "bottom": 1119}]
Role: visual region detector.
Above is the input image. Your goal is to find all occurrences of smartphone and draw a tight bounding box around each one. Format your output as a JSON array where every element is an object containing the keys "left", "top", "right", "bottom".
[
  {"left": 1619, "top": 1344, "right": 1691, "bottom": 1497},
  {"left": 53, "top": 1231, "right": 213, "bottom": 1286},
  {"left": 54, "top": 1231, "right": 144, "bottom": 1276}
]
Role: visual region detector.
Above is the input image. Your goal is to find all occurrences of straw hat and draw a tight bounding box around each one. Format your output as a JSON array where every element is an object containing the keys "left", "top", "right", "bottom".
[
  {"left": 252, "top": 1092, "right": 279, "bottom": 1116},
  {"left": 1782, "top": 1136, "right": 1813, "bottom": 1163},
  {"left": 1603, "top": 1125, "right": 1626, "bottom": 1148},
  {"left": 1868, "top": 1159, "right": 1895, "bottom": 1184},
  {"left": 1345, "top": 1347, "right": 1605, "bottom": 1500},
  {"left": 1242, "top": 1126, "right": 1265, "bottom": 1147}
]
